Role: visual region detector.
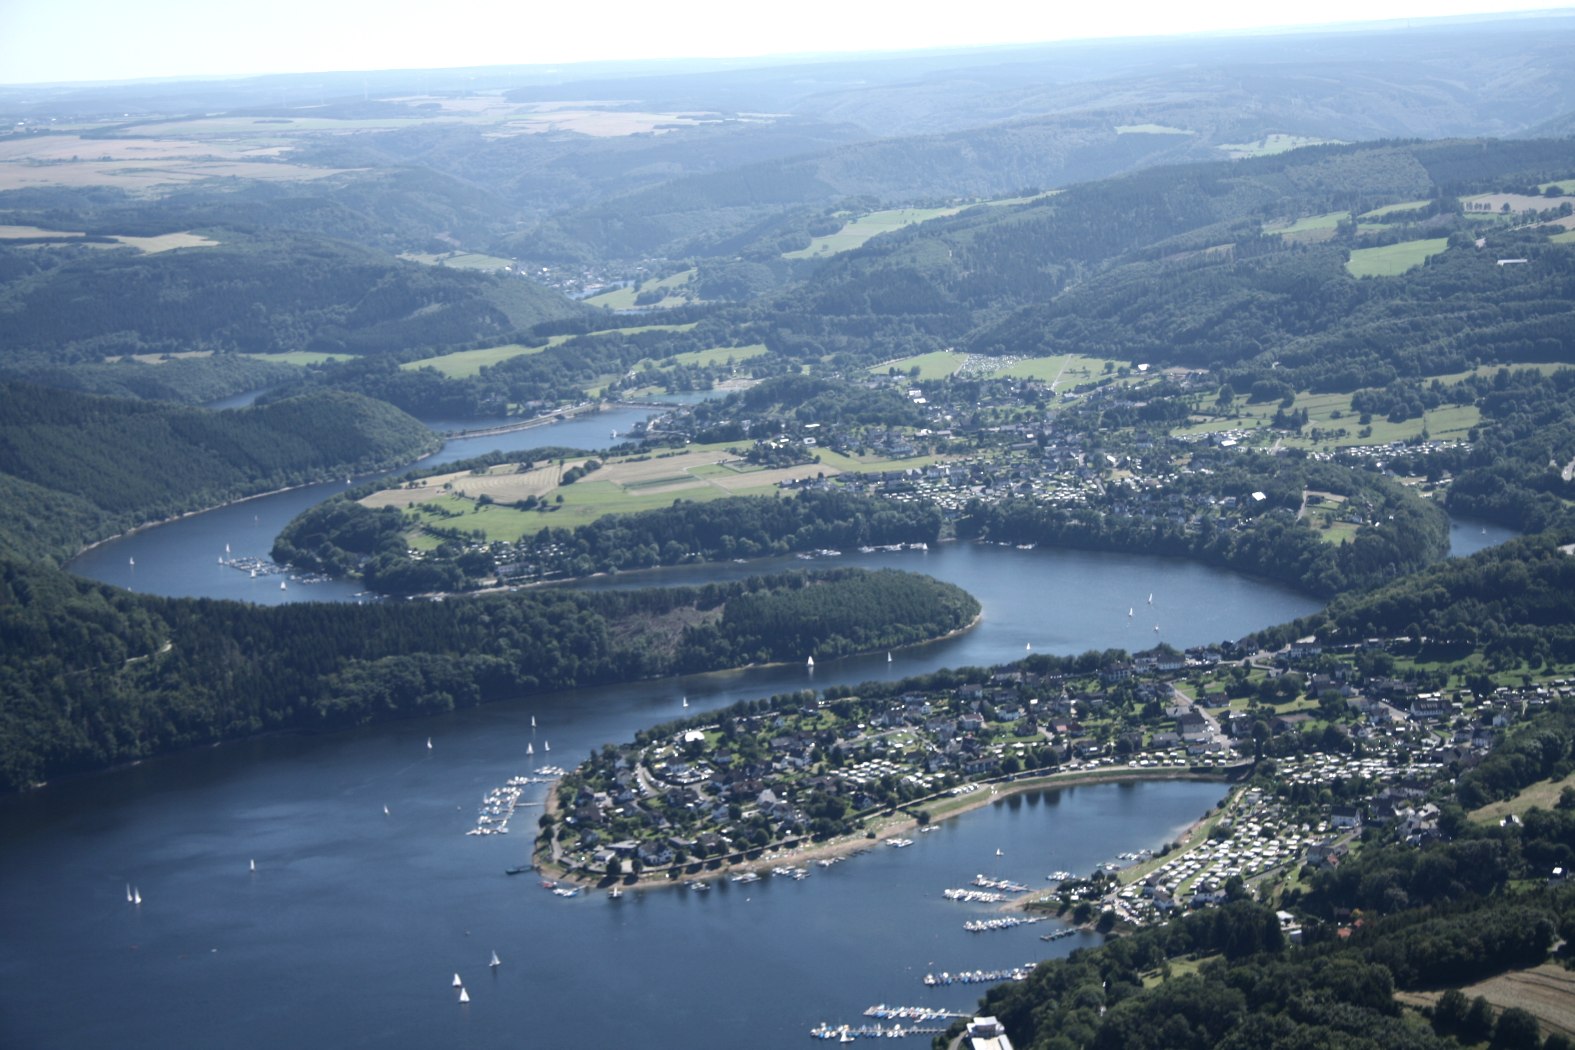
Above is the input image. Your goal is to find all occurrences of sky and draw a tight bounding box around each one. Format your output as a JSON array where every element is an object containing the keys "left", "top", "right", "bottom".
[{"left": 0, "top": 0, "right": 1566, "bottom": 86}]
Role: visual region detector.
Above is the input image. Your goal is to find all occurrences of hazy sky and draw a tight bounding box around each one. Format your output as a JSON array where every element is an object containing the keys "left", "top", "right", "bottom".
[{"left": 0, "top": 0, "right": 1564, "bottom": 86}]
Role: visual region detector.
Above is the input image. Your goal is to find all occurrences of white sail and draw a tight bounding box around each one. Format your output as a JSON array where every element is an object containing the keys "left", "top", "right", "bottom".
[
  {"left": 681, "top": 696, "right": 688, "bottom": 708},
  {"left": 133, "top": 887, "right": 141, "bottom": 905},
  {"left": 526, "top": 742, "right": 534, "bottom": 756},
  {"left": 489, "top": 951, "right": 500, "bottom": 968},
  {"left": 806, "top": 656, "right": 814, "bottom": 668},
  {"left": 452, "top": 973, "right": 462, "bottom": 988},
  {"left": 426, "top": 737, "right": 433, "bottom": 750},
  {"left": 530, "top": 716, "right": 536, "bottom": 729},
  {"left": 249, "top": 858, "right": 256, "bottom": 872},
  {"left": 383, "top": 804, "right": 390, "bottom": 815},
  {"left": 458, "top": 988, "right": 470, "bottom": 1004},
  {"left": 279, "top": 580, "right": 286, "bottom": 590},
  {"left": 543, "top": 741, "right": 550, "bottom": 752},
  {"left": 128, "top": 557, "right": 135, "bottom": 566},
  {"left": 126, "top": 883, "right": 133, "bottom": 902},
  {"left": 887, "top": 652, "right": 892, "bottom": 662}
]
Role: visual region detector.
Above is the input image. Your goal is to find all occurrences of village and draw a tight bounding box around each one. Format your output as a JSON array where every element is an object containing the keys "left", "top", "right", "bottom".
[{"left": 535, "top": 632, "right": 1569, "bottom": 928}]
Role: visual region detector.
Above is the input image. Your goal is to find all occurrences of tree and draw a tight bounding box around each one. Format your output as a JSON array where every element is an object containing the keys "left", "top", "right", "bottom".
[{"left": 1491, "top": 1007, "right": 1543, "bottom": 1050}]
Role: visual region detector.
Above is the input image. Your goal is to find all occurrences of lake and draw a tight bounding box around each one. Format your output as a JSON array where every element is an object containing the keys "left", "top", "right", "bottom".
[{"left": 15, "top": 418, "right": 1509, "bottom": 1049}]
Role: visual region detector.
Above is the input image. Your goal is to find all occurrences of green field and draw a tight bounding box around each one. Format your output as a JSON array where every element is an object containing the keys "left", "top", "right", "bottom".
[
  {"left": 1553, "top": 228, "right": 1575, "bottom": 244},
  {"left": 666, "top": 344, "right": 767, "bottom": 368},
  {"left": 403, "top": 323, "right": 700, "bottom": 377},
  {"left": 1172, "top": 388, "right": 1480, "bottom": 450},
  {"left": 1469, "top": 770, "right": 1575, "bottom": 826},
  {"left": 401, "top": 342, "right": 547, "bottom": 377},
  {"left": 584, "top": 268, "right": 696, "bottom": 310},
  {"left": 870, "top": 350, "right": 962, "bottom": 380},
  {"left": 242, "top": 350, "right": 354, "bottom": 366},
  {"left": 398, "top": 251, "right": 515, "bottom": 271},
  {"left": 1219, "top": 134, "right": 1341, "bottom": 159},
  {"left": 997, "top": 354, "right": 1132, "bottom": 387},
  {"left": 784, "top": 206, "right": 964, "bottom": 259},
  {"left": 1358, "top": 200, "right": 1431, "bottom": 219},
  {"left": 1265, "top": 211, "right": 1346, "bottom": 239},
  {"left": 1345, "top": 238, "right": 1449, "bottom": 277},
  {"left": 1115, "top": 124, "right": 1194, "bottom": 136}
]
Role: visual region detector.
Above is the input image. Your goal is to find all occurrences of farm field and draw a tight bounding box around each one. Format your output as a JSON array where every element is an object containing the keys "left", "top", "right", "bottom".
[
  {"left": 0, "top": 224, "right": 220, "bottom": 253},
  {"left": 1170, "top": 390, "right": 1480, "bottom": 450},
  {"left": 1397, "top": 965, "right": 1575, "bottom": 1041},
  {"left": 1358, "top": 200, "right": 1431, "bottom": 219},
  {"left": 783, "top": 206, "right": 964, "bottom": 259},
  {"left": 584, "top": 268, "right": 696, "bottom": 309},
  {"left": 402, "top": 323, "right": 699, "bottom": 376},
  {"left": 398, "top": 251, "right": 515, "bottom": 271},
  {"left": 366, "top": 443, "right": 949, "bottom": 540},
  {"left": 399, "top": 342, "right": 548, "bottom": 378},
  {"left": 1265, "top": 211, "right": 1345, "bottom": 241},
  {"left": 0, "top": 132, "right": 349, "bottom": 191},
  {"left": 664, "top": 344, "right": 768, "bottom": 368},
  {"left": 1345, "top": 237, "right": 1449, "bottom": 277}
]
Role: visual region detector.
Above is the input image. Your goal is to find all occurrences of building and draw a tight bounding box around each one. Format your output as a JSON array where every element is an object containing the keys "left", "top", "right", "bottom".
[{"left": 968, "top": 1016, "right": 1015, "bottom": 1050}]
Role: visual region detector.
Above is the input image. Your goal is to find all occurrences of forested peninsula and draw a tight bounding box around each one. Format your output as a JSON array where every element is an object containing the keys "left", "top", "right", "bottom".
[{"left": 0, "top": 562, "right": 977, "bottom": 792}]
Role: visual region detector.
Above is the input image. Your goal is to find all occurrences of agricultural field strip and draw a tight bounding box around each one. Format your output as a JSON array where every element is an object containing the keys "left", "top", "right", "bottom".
[{"left": 0, "top": 224, "right": 219, "bottom": 253}]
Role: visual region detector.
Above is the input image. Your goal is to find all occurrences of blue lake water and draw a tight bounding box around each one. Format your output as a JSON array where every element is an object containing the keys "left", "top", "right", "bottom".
[{"left": 17, "top": 413, "right": 1514, "bottom": 1049}]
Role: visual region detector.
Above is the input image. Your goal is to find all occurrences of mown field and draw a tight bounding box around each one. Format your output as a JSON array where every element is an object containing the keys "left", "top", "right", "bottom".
[
  {"left": 1345, "top": 237, "right": 1451, "bottom": 277},
  {"left": 371, "top": 444, "right": 946, "bottom": 542},
  {"left": 783, "top": 206, "right": 965, "bottom": 259},
  {"left": 584, "top": 268, "right": 696, "bottom": 309},
  {"left": 401, "top": 323, "right": 699, "bottom": 377}
]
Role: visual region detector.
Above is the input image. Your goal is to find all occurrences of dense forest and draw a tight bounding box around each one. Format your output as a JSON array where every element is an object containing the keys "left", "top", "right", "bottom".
[
  {"left": 0, "top": 233, "right": 579, "bottom": 367},
  {"left": 0, "top": 561, "right": 977, "bottom": 792},
  {"left": 0, "top": 382, "right": 439, "bottom": 561}
]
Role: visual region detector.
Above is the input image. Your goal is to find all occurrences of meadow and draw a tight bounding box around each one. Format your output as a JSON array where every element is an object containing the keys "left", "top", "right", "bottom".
[
  {"left": 783, "top": 206, "right": 965, "bottom": 259},
  {"left": 1345, "top": 238, "right": 1450, "bottom": 277}
]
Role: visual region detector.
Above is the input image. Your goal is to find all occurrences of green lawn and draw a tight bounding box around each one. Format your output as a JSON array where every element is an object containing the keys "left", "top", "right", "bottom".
[
  {"left": 784, "top": 206, "right": 964, "bottom": 259},
  {"left": 1345, "top": 238, "right": 1450, "bottom": 278},
  {"left": 1540, "top": 179, "right": 1575, "bottom": 194},
  {"left": 241, "top": 350, "right": 354, "bottom": 365},
  {"left": 997, "top": 354, "right": 1130, "bottom": 386},
  {"left": 1553, "top": 229, "right": 1575, "bottom": 245},
  {"left": 1470, "top": 770, "right": 1575, "bottom": 826}
]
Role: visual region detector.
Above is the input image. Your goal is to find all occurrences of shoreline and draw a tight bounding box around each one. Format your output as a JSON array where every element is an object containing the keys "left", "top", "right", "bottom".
[{"left": 536, "top": 764, "right": 1239, "bottom": 892}]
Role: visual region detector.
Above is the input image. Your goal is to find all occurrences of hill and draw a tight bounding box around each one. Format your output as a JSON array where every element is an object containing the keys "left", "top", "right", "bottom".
[
  {"left": 0, "top": 562, "right": 978, "bottom": 792},
  {"left": 0, "top": 383, "right": 439, "bottom": 561}
]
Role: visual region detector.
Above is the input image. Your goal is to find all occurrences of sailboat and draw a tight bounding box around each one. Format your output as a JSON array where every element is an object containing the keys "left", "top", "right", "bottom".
[
  {"left": 1154, "top": 624, "right": 1161, "bottom": 633},
  {"left": 806, "top": 655, "right": 815, "bottom": 668},
  {"left": 249, "top": 858, "right": 256, "bottom": 873},
  {"left": 126, "top": 883, "right": 133, "bottom": 902},
  {"left": 681, "top": 696, "right": 688, "bottom": 709},
  {"left": 887, "top": 652, "right": 892, "bottom": 663},
  {"left": 489, "top": 951, "right": 501, "bottom": 969},
  {"left": 526, "top": 742, "right": 534, "bottom": 756},
  {"left": 128, "top": 557, "right": 135, "bottom": 567},
  {"left": 452, "top": 973, "right": 462, "bottom": 988},
  {"left": 1147, "top": 593, "right": 1153, "bottom": 605},
  {"left": 383, "top": 805, "right": 390, "bottom": 816},
  {"left": 1128, "top": 607, "right": 1134, "bottom": 618},
  {"left": 225, "top": 543, "right": 230, "bottom": 554},
  {"left": 132, "top": 887, "right": 142, "bottom": 905},
  {"left": 530, "top": 715, "right": 536, "bottom": 729},
  {"left": 458, "top": 988, "right": 470, "bottom": 1004},
  {"left": 426, "top": 737, "right": 433, "bottom": 751},
  {"left": 996, "top": 848, "right": 1004, "bottom": 857},
  {"left": 218, "top": 555, "right": 223, "bottom": 564},
  {"left": 543, "top": 741, "right": 550, "bottom": 753},
  {"left": 279, "top": 580, "right": 287, "bottom": 591},
  {"left": 1026, "top": 642, "right": 1032, "bottom": 651}
]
